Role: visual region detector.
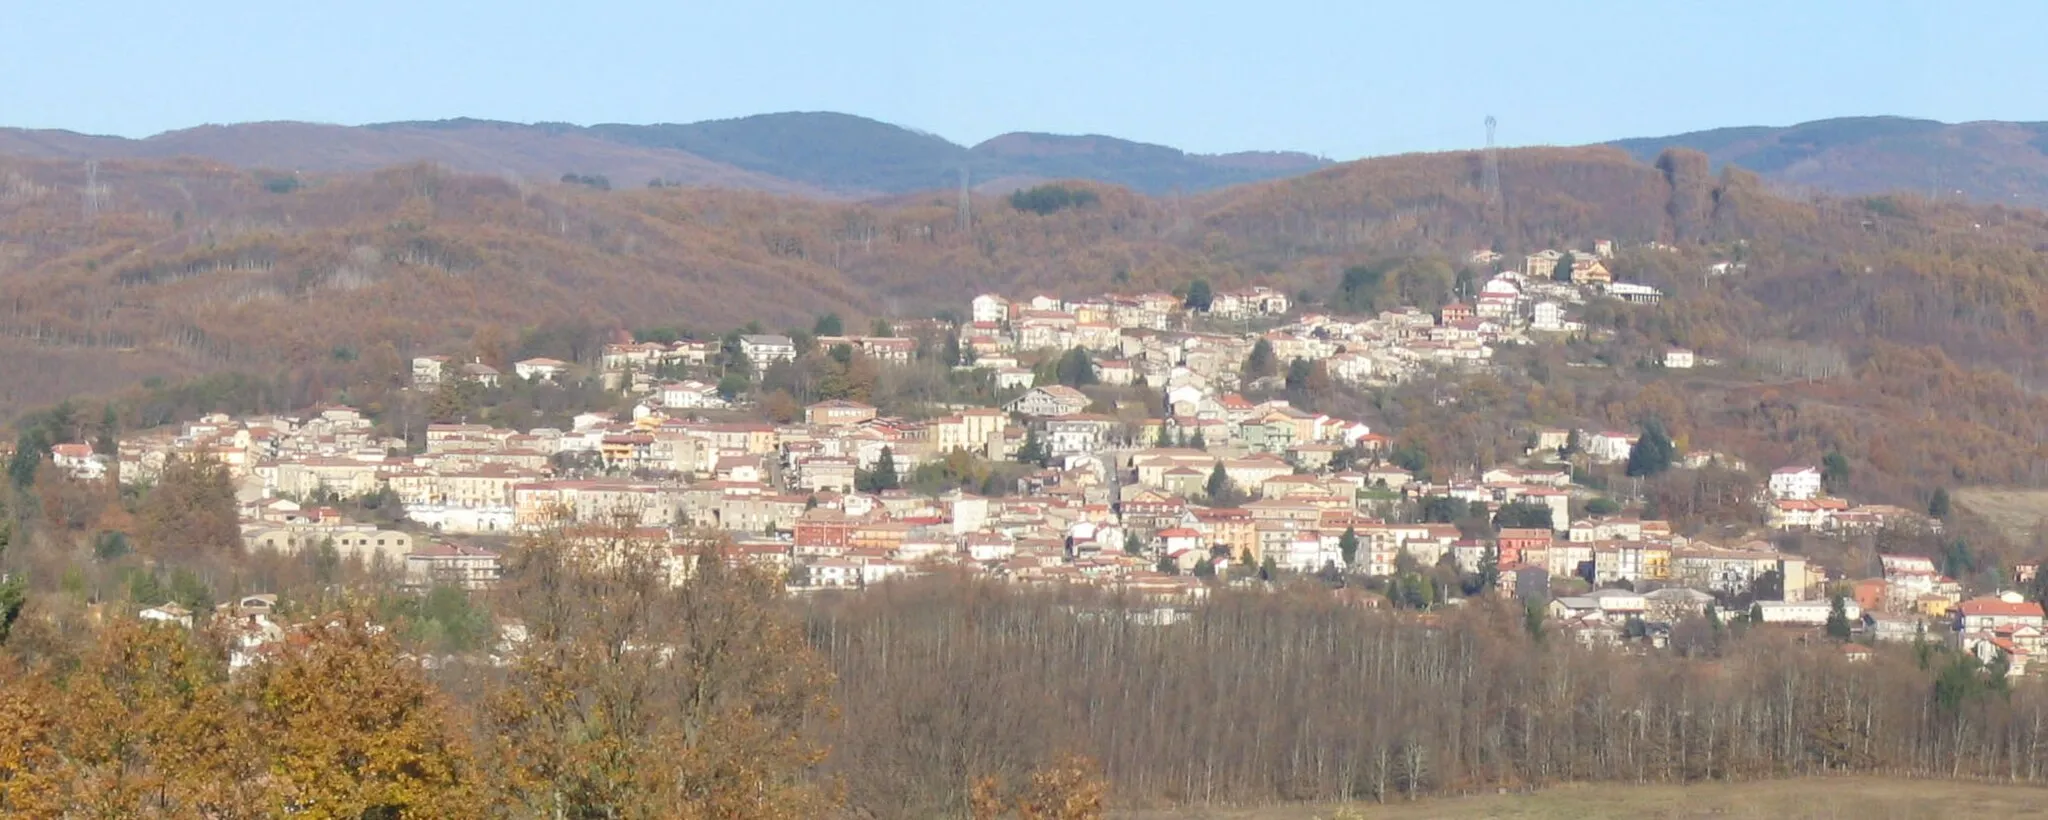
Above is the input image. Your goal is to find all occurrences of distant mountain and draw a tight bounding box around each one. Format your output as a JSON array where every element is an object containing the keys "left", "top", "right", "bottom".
[
  {"left": 0, "top": 112, "right": 1330, "bottom": 198},
  {"left": 1609, "top": 116, "right": 2048, "bottom": 207}
]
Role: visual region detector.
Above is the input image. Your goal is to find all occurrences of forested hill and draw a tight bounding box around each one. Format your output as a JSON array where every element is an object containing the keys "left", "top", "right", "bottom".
[
  {"left": 8, "top": 144, "right": 2048, "bottom": 496},
  {"left": 1609, "top": 116, "right": 2048, "bottom": 208},
  {"left": 0, "top": 113, "right": 1332, "bottom": 198}
]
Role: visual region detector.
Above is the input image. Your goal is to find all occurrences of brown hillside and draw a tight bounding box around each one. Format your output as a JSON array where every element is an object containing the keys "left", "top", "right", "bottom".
[{"left": 8, "top": 146, "right": 2048, "bottom": 500}]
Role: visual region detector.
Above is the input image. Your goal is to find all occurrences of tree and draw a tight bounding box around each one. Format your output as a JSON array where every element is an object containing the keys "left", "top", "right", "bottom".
[
  {"left": 1017, "top": 431, "right": 1047, "bottom": 466},
  {"left": 1187, "top": 430, "right": 1207, "bottom": 451},
  {"left": 813, "top": 312, "right": 844, "bottom": 337},
  {"left": 1748, "top": 602, "right": 1765, "bottom": 623},
  {"left": 716, "top": 372, "right": 750, "bottom": 401},
  {"left": 871, "top": 318, "right": 895, "bottom": 337},
  {"left": 970, "top": 753, "right": 1108, "bottom": 820},
  {"left": 1823, "top": 450, "right": 1851, "bottom": 493},
  {"left": 1284, "top": 358, "right": 1312, "bottom": 392},
  {"left": 1205, "top": 461, "right": 1243, "bottom": 506},
  {"left": 1929, "top": 486, "right": 1953, "bottom": 519},
  {"left": 135, "top": 455, "right": 240, "bottom": 561},
  {"left": 1055, "top": 348, "right": 1097, "bottom": 387},
  {"left": 1584, "top": 497, "right": 1622, "bottom": 516},
  {"left": 1336, "top": 264, "right": 1386, "bottom": 314},
  {"left": 1625, "top": 422, "right": 1675, "bottom": 478},
  {"left": 859, "top": 447, "right": 901, "bottom": 493},
  {"left": 1493, "top": 500, "right": 1554, "bottom": 530},
  {"left": 1123, "top": 531, "right": 1144, "bottom": 556},
  {"left": 1825, "top": 593, "right": 1853, "bottom": 640},
  {"left": 1552, "top": 252, "right": 1576, "bottom": 283},
  {"left": 1338, "top": 527, "right": 1360, "bottom": 569},
  {"left": 250, "top": 611, "right": 481, "bottom": 817},
  {"left": 485, "top": 529, "right": 836, "bottom": 817},
  {"left": 1242, "top": 339, "right": 1279, "bottom": 382},
  {"left": 1184, "top": 279, "right": 1213, "bottom": 312},
  {"left": 1479, "top": 544, "right": 1500, "bottom": 592},
  {"left": 94, "top": 403, "right": 118, "bottom": 456},
  {"left": 1419, "top": 496, "right": 1468, "bottom": 524}
]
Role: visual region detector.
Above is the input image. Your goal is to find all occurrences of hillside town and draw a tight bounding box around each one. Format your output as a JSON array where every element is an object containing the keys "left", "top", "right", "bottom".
[{"left": 58, "top": 245, "right": 2013, "bottom": 670}]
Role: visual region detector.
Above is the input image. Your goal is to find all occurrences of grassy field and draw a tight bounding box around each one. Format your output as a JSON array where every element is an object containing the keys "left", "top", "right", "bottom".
[
  {"left": 1954, "top": 488, "right": 2048, "bottom": 547},
  {"left": 1114, "top": 777, "right": 2048, "bottom": 820}
]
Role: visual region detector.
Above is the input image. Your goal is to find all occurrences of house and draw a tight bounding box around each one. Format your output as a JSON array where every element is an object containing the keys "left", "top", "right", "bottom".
[
  {"left": 1569, "top": 258, "right": 1612, "bottom": 285},
  {"left": 50, "top": 443, "right": 107, "bottom": 481},
  {"left": 1584, "top": 431, "right": 1637, "bottom": 464},
  {"left": 1755, "top": 599, "right": 1860, "bottom": 626},
  {"left": 1663, "top": 348, "right": 1695, "bottom": 369},
  {"left": 139, "top": 602, "right": 194, "bottom": 628},
  {"left": 971, "top": 294, "right": 1012, "bottom": 324},
  {"left": 1530, "top": 301, "right": 1567, "bottom": 332},
  {"left": 994, "top": 367, "right": 1036, "bottom": 390},
  {"left": 1954, "top": 595, "right": 2046, "bottom": 633},
  {"left": 660, "top": 381, "right": 725, "bottom": 410},
  {"left": 1006, "top": 385, "right": 1091, "bottom": 418},
  {"left": 739, "top": 335, "right": 798, "bottom": 365},
  {"left": 404, "top": 543, "right": 503, "bottom": 589},
  {"left": 460, "top": 362, "right": 501, "bottom": 388},
  {"left": 514, "top": 357, "right": 571, "bottom": 383},
  {"left": 1438, "top": 303, "right": 1475, "bottom": 324},
  {"left": 411, "top": 355, "right": 451, "bottom": 387},
  {"left": 1769, "top": 466, "right": 1824, "bottom": 500},
  {"left": 1605, "top": 282, "right": 1662, "bottom": 304},
  {"left": 805, "top": 399, "right": 878, "bottom": 427}
]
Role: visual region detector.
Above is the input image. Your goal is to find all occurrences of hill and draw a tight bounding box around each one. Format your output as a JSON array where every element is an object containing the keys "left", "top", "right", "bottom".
[
  {"left": 9, "top": 143, "right": 2048, "bottom": 502},
  {"left": 0, "top": 113, "right": 1331, "bottom": 198},
  {"left": 1610, "top": 115, "right": 2048, "bottom": 207}
]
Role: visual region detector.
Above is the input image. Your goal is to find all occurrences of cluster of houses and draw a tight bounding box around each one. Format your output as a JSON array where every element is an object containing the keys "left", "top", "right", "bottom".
[{"left": 78, "top": 260, "right": 2033, "bottom": 667}]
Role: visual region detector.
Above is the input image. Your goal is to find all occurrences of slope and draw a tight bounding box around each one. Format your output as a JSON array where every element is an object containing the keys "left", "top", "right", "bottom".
[{"left": 1610, "top": 116, "right": 2048, "bottom": 207}]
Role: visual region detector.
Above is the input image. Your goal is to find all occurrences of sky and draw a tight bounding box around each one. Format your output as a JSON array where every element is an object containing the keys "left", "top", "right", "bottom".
[{"left": 3, "top": 0, "right": 2043, "bottom": 159}]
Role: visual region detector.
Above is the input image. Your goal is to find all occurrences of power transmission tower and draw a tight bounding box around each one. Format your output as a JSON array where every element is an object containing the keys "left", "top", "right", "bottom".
[
  {"left": 82, "top": 161, "right": 107, "bottom": 220},
  {"left": 1482, "top": 116, "right": 1501, "bottom": 216},
  {"left": 957, "top": 166, "right": 972, "bottom": 233}
]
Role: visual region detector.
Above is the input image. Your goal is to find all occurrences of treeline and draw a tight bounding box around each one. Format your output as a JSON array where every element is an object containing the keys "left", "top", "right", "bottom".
[
  {"left": 809, "top": 579, "right": 2048, "bottom": 812},
  {"left": 7, "top": 524, "right": 2048, "bottom": 816}
]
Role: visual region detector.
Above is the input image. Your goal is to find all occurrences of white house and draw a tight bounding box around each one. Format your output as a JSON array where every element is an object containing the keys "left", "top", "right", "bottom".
[
  {"left": 1769, "top": 465, "right": 1824, "bottom": 500},
  {"left": 1756, "top": 599, "right": 1860, "bottom": 626},
  {"left": 994, "top": 367, "right": 1036, "bottom": 390},
  {"left": 514, "top": 357, "right": 570, "bottom": 383},
  {"left": 1663, "top": 348, "right": 1695, "bottom": 369},
  {"left": 1530, "top": 301, "right": 1566, "bottom": 332},
  {"left": 411, "top": 355, "right": 451, "bottom": 387},
  {"left": 971, "top": 294, "right": 1011, "bottom": 324},
  {"left": 1006, "top": 385, "right": 1091, "bottom": 417},
  {"left": 739, "top": 335, "right": 798, "bottom": 365},
  {"left": 1584, "top": 431, "right": 1637, "bottom": 464},
  {"left": 660, "top": 381, "right": 726, "bottom": 409}
]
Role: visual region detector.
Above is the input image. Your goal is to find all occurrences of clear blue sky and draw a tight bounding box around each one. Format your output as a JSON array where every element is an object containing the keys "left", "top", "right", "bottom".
[{"left": 3, "top": 0, "right": 2041, "bottom": 158}]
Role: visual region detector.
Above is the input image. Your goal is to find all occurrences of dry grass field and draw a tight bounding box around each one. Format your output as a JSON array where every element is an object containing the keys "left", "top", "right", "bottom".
[
  {"left": 1115, "top": 777, "right": 2048, "bottom": 820},
  {"left": 1954, "top": 488, "right": 2048, "bottom": 547}
]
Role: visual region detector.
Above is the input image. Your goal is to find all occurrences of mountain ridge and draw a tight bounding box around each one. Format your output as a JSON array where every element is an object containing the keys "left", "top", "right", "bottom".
[{"left": 0, "top": 112, "right": 1332, "bottom": 198}]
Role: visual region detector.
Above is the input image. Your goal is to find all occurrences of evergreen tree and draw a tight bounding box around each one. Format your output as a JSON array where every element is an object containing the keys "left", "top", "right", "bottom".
[
  {"left": 95, "top": 404, "right": 119, "bottom": 456},
  {"left": 1196, "top": 461, "right": 1228, "bottom": 500},
  {"left": 1284, "top": 358, "right": 1312, "bottom": 391},
  {"left": 1156, "top": 422, "right": 1173, "bottom": 449},
  {"left": 1823, "top": 450, "right": 1852, "bottom": 493},
  {"left": 1748, "top": 602, "right": 1765, "bottom": 623},
  {"left": 1242, "top": 339, "right": 1279, "bottom": 381},
  {"left": 813, "top": 313, "right": 844, "bottom": 337},
  {"left": 1016, "top": 431, "right": 1047, "bottom": 466},
  {"left": 1184, "top": 279, "right": 1213, "bottom": 311},
  {"left": 1123, "top": 531, "right": 1144, "bottom": 556},
  {"left": 859, "top": 447, "right": 901, "bottom": 493},
  {"left": 1625, "top": 422, "right": 1675, "bottom": 478},
  {"left": 1338, "top": 527, "right": 1360, "bottom": 568},
  {"left": 1188, "top": 430, "right": 1208, "bottom": 451},
  {"left": 1055, "top": 348, "right": 1097, "bottom": 387},
  {"left": 1479, "top": 544, "right": 1500, "bottom": 592},
  {"left": 1552, "top": 252, "right": 1576, "bottom": 283},
  {"left": 1929, "top": 486, "right": 1952, "bottom": 519}
]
